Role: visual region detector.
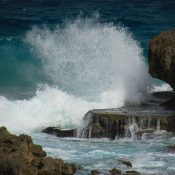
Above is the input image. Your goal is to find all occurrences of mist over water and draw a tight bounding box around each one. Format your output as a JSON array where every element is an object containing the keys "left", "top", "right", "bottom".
[
  {"left": 0, "top": 17, "right": 152, "bottom": 132},
  {"left": 26, "top": 17, "right": 151, "bottom": 100}
]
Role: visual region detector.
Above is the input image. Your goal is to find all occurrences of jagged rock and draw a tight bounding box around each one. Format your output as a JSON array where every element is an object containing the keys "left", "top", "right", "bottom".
[
  {"left": 118, "top": 158, "right": 132, "bottom": 167},
  {"left": 42, "top": 127, "right": 76, "bottom": 137},
  {"left": 0, "top": 126, "right": 80, "bottom": 175},
  {"left": 148, "top": 30, "right": 175, "bottom": 90},
  {"left": 80, "top": 108, "right": 175, "bottom": 140},
  {"left": 109, "top": 168, "right": 121, "bottom": 175}
]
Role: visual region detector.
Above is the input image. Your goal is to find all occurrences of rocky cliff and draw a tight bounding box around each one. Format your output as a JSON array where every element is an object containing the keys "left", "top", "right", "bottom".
[{"left": 148, "top": 30, "right": 175, "bottom": 89}]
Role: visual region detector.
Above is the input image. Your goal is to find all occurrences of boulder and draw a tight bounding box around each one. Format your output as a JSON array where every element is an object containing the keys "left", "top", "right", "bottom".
[
  {"left": 0, "top": 126, "right": 80, "bottom": 175},
  {"left": 148, "top": 30, "right": 175, "bottom": 89},
  {"left": 42, "top": 127, "right": 76, "bottom": 137},
  {"left": 117, "top": 158, "right": 132, "bottom": 167},
  {"left": 109, "top": 168, "right": 121, "bottom": 175},
  {"left": 162, "top": 95, "right": 175, "bottom": 109}
]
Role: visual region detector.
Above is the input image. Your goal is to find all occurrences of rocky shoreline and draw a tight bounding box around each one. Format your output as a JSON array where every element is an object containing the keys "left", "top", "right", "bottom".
[
  {"left": 1, "top": 30, "right": 175, "bottom": 175},
  {"left": 42, "top": 91, "right": 175, "bottom": 140},
  {"left": 41, "top": 30, "right": 175, "bottom": 175},
  {"left": 0, "top": 126, "right": 152, "bottom": 175},
  {"left": 0, "top": 127, "right": 80, "bottom": 175}
]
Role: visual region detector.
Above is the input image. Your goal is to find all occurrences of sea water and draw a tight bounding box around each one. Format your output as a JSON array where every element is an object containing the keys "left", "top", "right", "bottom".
[
  {"left": 31, "top": 133, "right": 175, "bottom": 175},
  {"left": 0, "top": 0, "right": 175, "bottom": 174}
]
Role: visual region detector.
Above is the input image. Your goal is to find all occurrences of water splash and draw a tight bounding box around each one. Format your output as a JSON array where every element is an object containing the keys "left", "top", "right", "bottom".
[
  {"left": 0, "top": 16, "right": 151, "bottom": 132},
  {"left": 26, "top": 16, "right": 151, "bottom": 101}
]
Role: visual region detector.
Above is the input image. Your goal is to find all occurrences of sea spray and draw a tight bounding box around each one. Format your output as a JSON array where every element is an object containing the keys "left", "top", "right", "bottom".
[
  {"left": 0, "top": 17, "right": 151, "bottom": 133},
  {"left": 26, "top": 16, "right": 151, "bottom": 101}
]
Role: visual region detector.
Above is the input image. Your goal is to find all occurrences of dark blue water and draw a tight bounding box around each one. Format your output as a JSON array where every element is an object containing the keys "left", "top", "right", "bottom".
[{"left": 0, "top": 0, "right": 175, "bottom": 90}]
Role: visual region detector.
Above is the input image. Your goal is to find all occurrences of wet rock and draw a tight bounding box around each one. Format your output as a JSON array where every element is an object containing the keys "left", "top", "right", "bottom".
[
  {"left": 80, "top": 110, "right": 128, "bottom": 139},
  {"left": 42, "top": 127, "right": 76, "bottom": 137},
  {"left": 125, "top": 170, "right": 141, "bottom": 175},
  {"left": 135, "top": 129, "right": 155, "bottom": 140},
  {"left": 0, "top": 126, "right": 80, "bottom": 175},
  {"left": 109, "top": 168, "right": 121, "bottom": 175},
  {"left": 79, "top": 108, "right": 175, "bottom": 140},
  {"left": 118, "top": 158, "right": 132, "bottom": 167},
  {"left": 148, "top": 30, "right": 175, "bottom": 90},
  {"left": 162, "top": 95, "right": 175, "bottom": 109}
]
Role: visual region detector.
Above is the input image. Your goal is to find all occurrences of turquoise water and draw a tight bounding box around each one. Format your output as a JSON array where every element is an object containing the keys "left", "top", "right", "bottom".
[
  {"left": 32, "top": 133, "right": 175, "bottom": 175},
  {"left": 0, "top": 1, "right": 175, "bottom": 174}
]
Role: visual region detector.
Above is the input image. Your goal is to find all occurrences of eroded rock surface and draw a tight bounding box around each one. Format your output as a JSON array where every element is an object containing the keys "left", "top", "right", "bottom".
[
  {"left": 148, "top": 30, "right": 175, "bottom": 89},
  {"left": 79, "top": 107, "right": 175, "bottom": 140},
  {"left": 0, "top": 126, "right": 80, "bottom": 175}
]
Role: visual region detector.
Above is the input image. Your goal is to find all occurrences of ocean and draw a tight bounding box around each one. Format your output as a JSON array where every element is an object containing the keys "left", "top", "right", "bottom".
[{"left": 0, "top": 0, "right": 175, "bottom": 174}]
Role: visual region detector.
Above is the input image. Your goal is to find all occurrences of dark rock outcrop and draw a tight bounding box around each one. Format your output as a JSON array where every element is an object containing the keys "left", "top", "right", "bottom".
[
  {"left": 42, "top": 127, "right": 76, "bottom": 137},
  {"left": 118, "top": 158, "right": 132, "bottom": 167},
  {"left": 148, "top": 30, "right": 175, "bottom": 89},
  {"left": 109, "top": 168, "right": 122, "bottom": 175},
  {"left": 79, "top": 108, "right": 175, "bottom": 140},
  {"left": 125, "top": 170, "right": 141, "bottom": 175},
  {"left": 0, "top": 126, "right": 80, "bottom": 175},
  {"left": 42, "top": 92, "right": 175, "bottom": 140},
  {"left": 162, "top": 95, "right": 175, "bottom": 109}
]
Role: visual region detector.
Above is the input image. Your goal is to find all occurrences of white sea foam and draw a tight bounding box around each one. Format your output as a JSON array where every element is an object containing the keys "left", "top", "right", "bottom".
[
  {"left": 151, "top": 83, "right": 173, "bottom": 92},
  {"left": 81, "top": 150, "right": 116, "bottom": 158},
  {"left": 0, "top": 16, "right": 151, "bottom": 133}
]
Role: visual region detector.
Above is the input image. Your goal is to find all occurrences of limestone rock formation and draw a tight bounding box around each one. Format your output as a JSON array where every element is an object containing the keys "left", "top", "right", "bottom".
[
  {"left": 148, "top": 30, "right": 175, "bottom": 89},
  {"left": 0, "top": 126, "right": 80, "bottom": 175}
]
